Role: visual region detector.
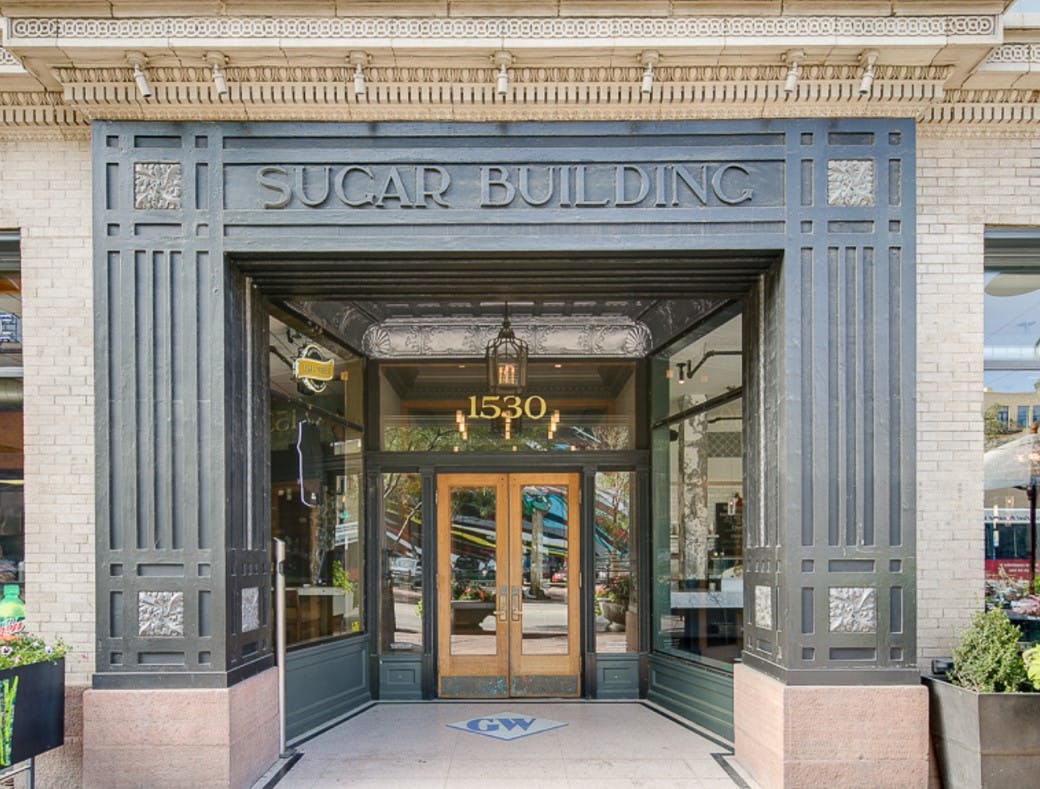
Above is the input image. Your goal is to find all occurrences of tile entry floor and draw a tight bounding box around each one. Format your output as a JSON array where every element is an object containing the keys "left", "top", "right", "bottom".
[{"left": 256, "top": 701, "right": 760, "bottom": 788}]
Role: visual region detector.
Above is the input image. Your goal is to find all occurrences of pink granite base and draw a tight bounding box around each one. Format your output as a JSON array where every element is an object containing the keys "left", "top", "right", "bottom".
[
  {"left": 734, "top": 663, "right": 929, "bottom": 789},
  {"left": 35, "top": 682, "right": 86, "bottom": 787},
  {"left": 82, "top": 668, "right": 279, "bottom": 789}
]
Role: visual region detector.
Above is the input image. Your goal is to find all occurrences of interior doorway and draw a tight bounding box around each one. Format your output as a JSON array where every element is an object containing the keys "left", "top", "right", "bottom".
[{"left": 436, "top": 473, "right": 581, "bottom": 697}]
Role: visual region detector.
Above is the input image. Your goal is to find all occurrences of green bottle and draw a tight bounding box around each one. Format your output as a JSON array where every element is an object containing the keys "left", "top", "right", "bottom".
[{"left": 0, "top": 586, "right": 25, "bottom": 639}]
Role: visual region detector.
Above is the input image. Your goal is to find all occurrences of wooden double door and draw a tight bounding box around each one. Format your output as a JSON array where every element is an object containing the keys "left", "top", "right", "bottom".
[{"left": 436, "top": 473, "right": 581, "bottom": 697}]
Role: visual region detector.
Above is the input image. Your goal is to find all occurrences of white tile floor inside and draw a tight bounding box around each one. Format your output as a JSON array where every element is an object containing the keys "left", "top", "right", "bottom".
[{"left": 256, "top": 701, "right": 760, "bottom": 788}]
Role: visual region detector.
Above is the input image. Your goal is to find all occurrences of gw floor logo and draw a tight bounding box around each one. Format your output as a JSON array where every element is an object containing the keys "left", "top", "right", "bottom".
[{"left": 447, "top": 712, "right": 567, "bottom": 741}]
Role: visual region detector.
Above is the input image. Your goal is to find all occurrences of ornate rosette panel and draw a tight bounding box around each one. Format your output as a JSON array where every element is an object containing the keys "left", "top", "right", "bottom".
[
  {"left": 829, "top": 587, "right": 878, "bottom": 634},
  {"left": 363, "top": 317, "right": 651, "bottom": 359},
  {"left": 138, "top": 591, "right": 184, "bottom": 637}
]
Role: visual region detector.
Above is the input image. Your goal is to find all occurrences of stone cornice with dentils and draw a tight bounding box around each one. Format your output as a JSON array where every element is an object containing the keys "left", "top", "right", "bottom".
[{"left": 0, "top": 11, "right": 1036, "bottom": 133}]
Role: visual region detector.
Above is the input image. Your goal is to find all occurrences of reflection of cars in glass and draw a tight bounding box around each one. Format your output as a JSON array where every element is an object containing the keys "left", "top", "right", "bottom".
[
  {"left": 453, "top": 555, "right": 483, "bottom": 580},
  {"left": 390, "top": 556, "right": 421, "bottom": 586}
]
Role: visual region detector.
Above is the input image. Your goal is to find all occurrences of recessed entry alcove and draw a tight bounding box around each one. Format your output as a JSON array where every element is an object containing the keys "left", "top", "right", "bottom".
[{"left": 93, "top": 120, "right": 916, "bottom": 741}]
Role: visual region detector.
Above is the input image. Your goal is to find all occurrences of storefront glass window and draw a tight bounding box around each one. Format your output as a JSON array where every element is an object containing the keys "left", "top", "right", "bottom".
[
  {"left": 269, "top": 315, "right": 365, "bottom": 647},
  {"left": 381, "top": 473, "right": 423, "bottom": 652},
  {"left": 0, "top": 248, "right": 23, "bottom": 596},
  {"left": 595, "top": 471, "right": 637, "bottom": 653},
  {"left": 379, "top": 361, "right": 636, "bottom": 452},
  {"left": 983, "top": 265, "right": 1040, "bottom": 604},
  {"left": 652, "top": 314, "right": 744, "bottom": 667}
]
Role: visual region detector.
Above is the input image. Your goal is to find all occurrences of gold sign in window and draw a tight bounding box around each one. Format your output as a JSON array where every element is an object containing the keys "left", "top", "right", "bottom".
[{"left": 294, "top": 357, "right": 335, "bottom": 382}]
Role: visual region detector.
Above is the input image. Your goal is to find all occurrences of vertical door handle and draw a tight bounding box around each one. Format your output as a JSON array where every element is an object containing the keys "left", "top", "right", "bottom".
[
  {"left": 511, "top": 585, "right": 522, "bottom": 621},
  {"left": 495, "top": 586, "right": 508, "bottom": 622}
]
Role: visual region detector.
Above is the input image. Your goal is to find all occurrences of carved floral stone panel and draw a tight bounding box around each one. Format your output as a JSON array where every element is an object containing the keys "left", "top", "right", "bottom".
[
  {"left": 827, "top": 159, "right": 875, "bottom": 207},
  {"left": 134, "top": 162, "right": 183, "bottom": 210},
  {"left": 828, "top": 586, "right": 877, "bottom": 633},
  {"left": 754, "top": 584, "right": 772, "bottom": 630},
  {"left": 241, "top": 586, "right": 260, "bottom": 633},
  {"left": 138, "top": 590, "right": 184, "bottom": 637}
]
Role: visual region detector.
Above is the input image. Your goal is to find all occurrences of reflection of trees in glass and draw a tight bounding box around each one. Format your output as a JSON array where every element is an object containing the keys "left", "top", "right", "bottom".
[
  {"left": 578, "top": 425, "right": 632, "bottom": 451},
  {"left": 596, "top": 471, "right": 631, "bottom": 554},
  {"left": 383, "top": 424, "right": 457, "bottom": 452},
  {"left": 452, "top": 487, "right": 496, "bottom": 522},
  {"left": 383, "top": 418, "right": 632, "bottom": 452},
  {"left": 383, "top": 473, "right": 422, "bottom": 556}
]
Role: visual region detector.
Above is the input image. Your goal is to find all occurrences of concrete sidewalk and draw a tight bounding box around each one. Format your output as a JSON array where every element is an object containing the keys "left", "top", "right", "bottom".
[{"left": 255, "top": 700, "right": 759, "bottom": 788}]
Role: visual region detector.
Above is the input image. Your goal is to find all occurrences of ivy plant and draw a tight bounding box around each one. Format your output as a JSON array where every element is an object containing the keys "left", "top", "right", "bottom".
[{"left": 948, "top": 609, "right": 1028, "bottom": 693}]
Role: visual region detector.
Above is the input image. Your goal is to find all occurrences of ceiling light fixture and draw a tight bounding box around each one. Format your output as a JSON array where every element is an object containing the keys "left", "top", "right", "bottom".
[
  {"left": 493, "top": 51, "right": 513, "bottom": 97},
  {"left": 639, "top": 50, "right": 659, "bottom": 95},
  {"left": 858, "top": 49, "right": 879, "bottom": 96},
  {"left": 486, "top": 302, "right": 528, "bottom": 395},
  {"left": 205, "top": 52, "right": 228, "bottom": 97},
  {"left": 783, "top": 50, "right": 805, "bottom": 95},
  {"left": 127, "top": 51, "right": 152, "bottom": 98},
  {"left": 349, "top": 51, "right": 370, "bottom": 97}
]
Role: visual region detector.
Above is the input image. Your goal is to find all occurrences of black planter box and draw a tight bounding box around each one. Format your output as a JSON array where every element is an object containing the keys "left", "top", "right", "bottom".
[
  {"left": 0, "top": 658, "right": 64, "bottom": 767},
  {"left": 925, "top": 675, "right": 1040, "bottom": 789}
]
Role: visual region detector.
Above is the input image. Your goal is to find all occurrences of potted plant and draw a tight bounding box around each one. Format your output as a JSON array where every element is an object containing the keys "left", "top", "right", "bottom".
[
  {"left": 331, "top": 561, "right": 357, "bottom": 615},
  {"left": 0, "top": 631, "right": 66, "bottom": 768},
  {"left": 451, "top": 581, "right": 496, "bottom": 631},
  {"left": 926, "top": 607, "right": 1040, "bottom": 788},
  {"left": 596, "top": 574, "right": 630, "bottom": 630}
]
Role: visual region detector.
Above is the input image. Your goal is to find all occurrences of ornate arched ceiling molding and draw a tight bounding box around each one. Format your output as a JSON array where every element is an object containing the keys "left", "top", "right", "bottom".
[{"left": 363, "top": 317, "right": 653, "bottom": 360}]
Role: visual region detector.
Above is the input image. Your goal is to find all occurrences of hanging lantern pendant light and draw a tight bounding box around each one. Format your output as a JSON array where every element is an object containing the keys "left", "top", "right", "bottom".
[{"left": 486, "top": 303, "right": 528, "bottom": 395}]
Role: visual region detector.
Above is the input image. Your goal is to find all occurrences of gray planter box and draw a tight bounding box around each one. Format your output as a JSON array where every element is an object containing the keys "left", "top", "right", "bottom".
[{"left": 925, "top": 676, "right": 1040, "bottom": 789}]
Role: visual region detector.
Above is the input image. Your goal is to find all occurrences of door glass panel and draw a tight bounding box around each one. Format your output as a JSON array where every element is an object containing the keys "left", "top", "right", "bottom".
[
  {"left": 595, "top": 471, "right": 636, "bottom": 653},
  {"left": 381, "top": 473, "right": 422, "bottom": 653},
  {"left": 449, "top": 486, "right": 499, "bottom": 656},
  {"left": 520, "top": 485, "right": 569, "bottom": 655}
]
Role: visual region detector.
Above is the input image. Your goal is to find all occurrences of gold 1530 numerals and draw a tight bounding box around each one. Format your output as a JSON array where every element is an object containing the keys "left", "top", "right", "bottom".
[{"left": 467, "top": 395, "right": 547, "bottom": 420}]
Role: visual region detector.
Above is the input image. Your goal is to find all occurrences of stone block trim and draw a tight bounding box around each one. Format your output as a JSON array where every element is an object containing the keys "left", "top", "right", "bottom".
[
  {"left": 733, "top": 663, "right": 930, "bottom": 789},
  {"left": 82, "top": 667, "right": 279, "bottom": 789}
]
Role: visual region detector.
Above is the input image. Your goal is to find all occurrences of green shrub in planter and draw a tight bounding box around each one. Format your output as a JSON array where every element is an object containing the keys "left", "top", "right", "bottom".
[
  {"left": 927, "top": 608, "right": 1040, "bottom": 788},
  {"left": 1025, "top": 646, "right": 1040, "bottom": 691},
  {"left": 947, "top": 608, "right": 1028, "bottom": 693}
]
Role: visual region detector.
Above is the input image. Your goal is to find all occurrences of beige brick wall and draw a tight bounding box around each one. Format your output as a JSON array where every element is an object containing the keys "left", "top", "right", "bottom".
[
  {"left": 916, "top": 129, "right": 1040, "bottom": 660},
  {"left": 0, "top": 137, "right": 94, "bottom": 686}
]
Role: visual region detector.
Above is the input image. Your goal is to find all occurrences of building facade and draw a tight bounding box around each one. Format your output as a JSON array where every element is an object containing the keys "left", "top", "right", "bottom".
[{"left": 1, "top": 1, "right": 1038, "bottom": 786}]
